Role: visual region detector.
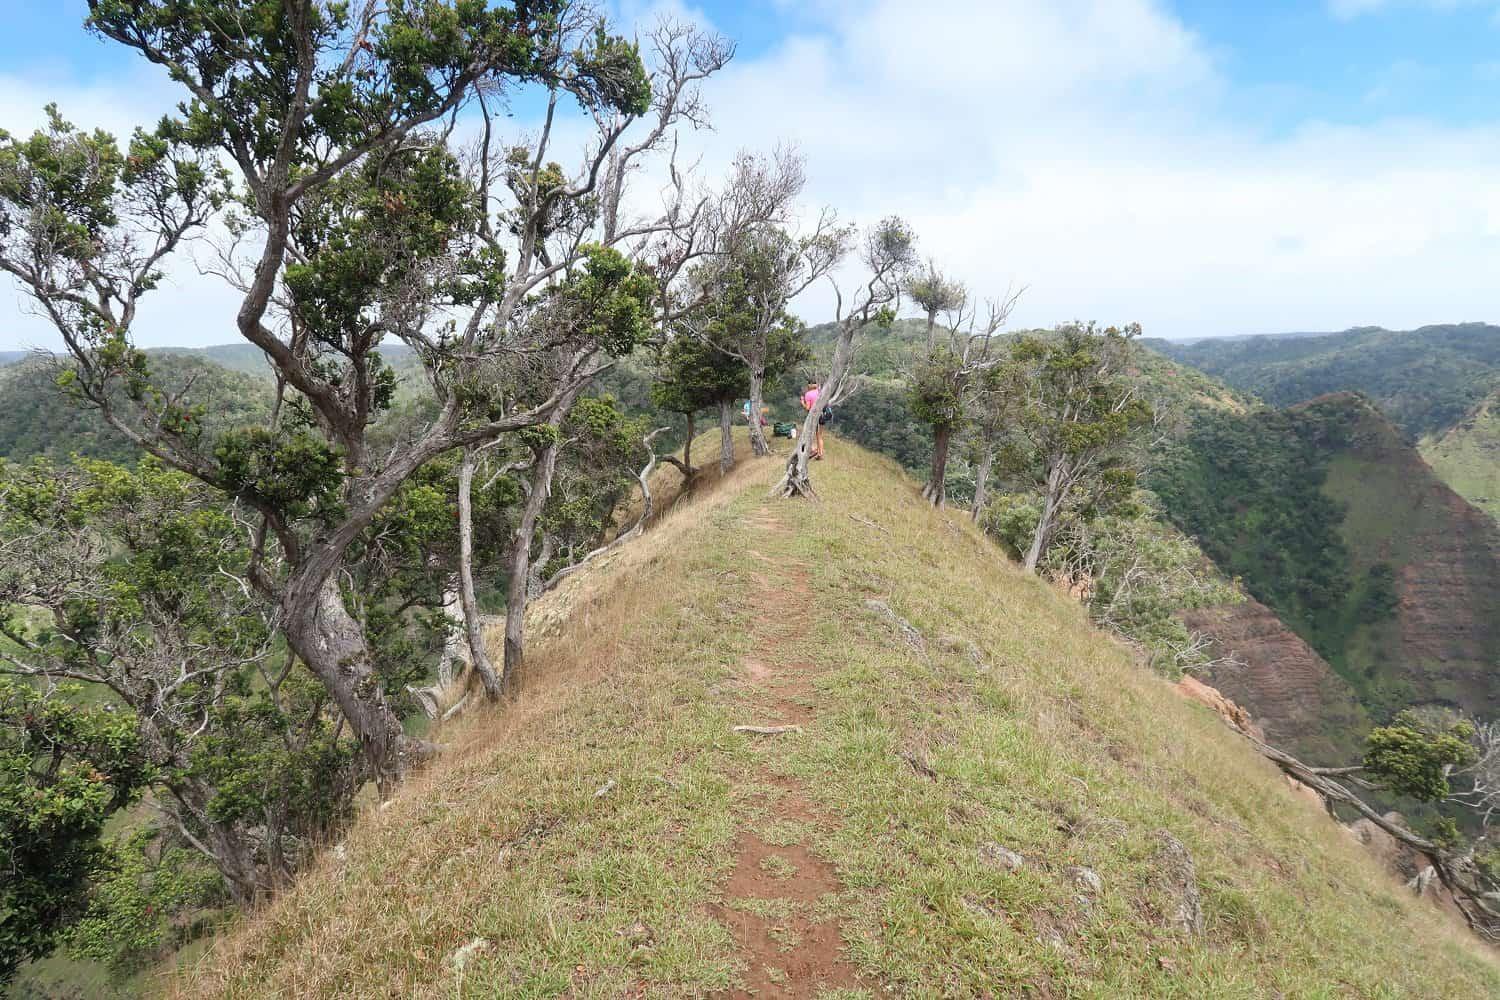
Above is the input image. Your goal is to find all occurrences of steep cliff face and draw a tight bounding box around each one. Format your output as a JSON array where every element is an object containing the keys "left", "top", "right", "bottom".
[
  {"left": 1304, "top": 393, "right": 1500, "bottom": 720},
  {"left": 1158, "top": 390, "right": 1500, "bottom": 758},
  {"left": 1182, "top": 598, "right": 1370, "bottom": 763}
]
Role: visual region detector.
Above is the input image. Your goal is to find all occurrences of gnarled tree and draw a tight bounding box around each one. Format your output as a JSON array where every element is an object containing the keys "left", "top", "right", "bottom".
[
  {"left": 1000, "top": 323, "right": 1154, "bottom": 571},
  {"left": 0, "top": 3, "right": 726, "bottom": 788},
  {"left": 775, "top": 217, "right": 916, "bottom": 499},
  {"left": 908, "top": 291, "right": 1019, "bottom": 507},
  {"left": 685, "top": 174, "right": 837, "bottom": 458}
]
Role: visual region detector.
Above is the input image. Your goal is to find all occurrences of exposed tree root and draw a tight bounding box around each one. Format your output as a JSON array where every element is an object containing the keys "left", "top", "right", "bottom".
[{"left": 1253, "top": 737, "right": 1500, "bottom": 939}]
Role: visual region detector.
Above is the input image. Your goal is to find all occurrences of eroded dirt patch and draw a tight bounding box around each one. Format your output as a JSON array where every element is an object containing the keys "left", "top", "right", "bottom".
[
  {"left": 715, "top": 503, "right": 871, "bottom": 997},
  {"left": 712, "top": 833, "right": 862, "bottom": 998}
]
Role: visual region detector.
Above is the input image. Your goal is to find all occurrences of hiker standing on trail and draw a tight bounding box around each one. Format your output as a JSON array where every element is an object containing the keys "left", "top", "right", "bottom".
[{"left": 802, "top": 381, "right": 826, "bottom": 460}]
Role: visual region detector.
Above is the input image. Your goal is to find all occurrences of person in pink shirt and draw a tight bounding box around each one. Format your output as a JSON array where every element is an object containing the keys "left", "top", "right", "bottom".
[{"left": 801, "top": 382, "right": 825, "bottom": 460}]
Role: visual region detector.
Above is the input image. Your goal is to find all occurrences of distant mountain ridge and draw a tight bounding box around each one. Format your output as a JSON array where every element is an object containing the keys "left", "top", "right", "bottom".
[
  {"left": 1149, "top": 322, "right": 1500, "bottom": 438},
  {"left": 0, "top": 353, "right": 270, "bottom": 464}
]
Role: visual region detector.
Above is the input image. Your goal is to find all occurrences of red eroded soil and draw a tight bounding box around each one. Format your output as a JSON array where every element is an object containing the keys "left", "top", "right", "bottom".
[{"left": 712, "top": 508, "right": 873, "bottom": 997}]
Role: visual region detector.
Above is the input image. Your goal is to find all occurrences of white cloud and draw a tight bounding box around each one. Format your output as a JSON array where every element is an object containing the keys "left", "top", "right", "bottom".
[
  {"left": 686, "top": 0, "right": 1500, "bottom": 338},
  {"left": 4, "top": 0, "right": 1500, "bottom": 347},
  {"left": 0, "top": 63, "right": 249, "bottom": 351}
]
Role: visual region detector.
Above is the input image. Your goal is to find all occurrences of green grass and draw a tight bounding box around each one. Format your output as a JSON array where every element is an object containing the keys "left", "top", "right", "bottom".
[
  {"left": 1421, "top": 392, "right": 1500, "bottom": 522},
  {"left": 169, "top": 439, "right": 1500, "bottom": 998}
]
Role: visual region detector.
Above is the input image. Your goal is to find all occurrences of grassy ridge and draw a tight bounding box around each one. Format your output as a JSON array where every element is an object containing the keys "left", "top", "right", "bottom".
[
  {"left": 170, "top": 440, "right": 1498, "bottom": 998},
  {"left": 1421, "top": 391, "right": 1500, "bottom": 522}
]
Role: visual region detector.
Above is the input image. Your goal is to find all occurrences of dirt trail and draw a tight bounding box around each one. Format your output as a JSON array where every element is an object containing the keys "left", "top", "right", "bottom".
[{"left": 715, "top": 504, "right": 868, "bottom": 998}]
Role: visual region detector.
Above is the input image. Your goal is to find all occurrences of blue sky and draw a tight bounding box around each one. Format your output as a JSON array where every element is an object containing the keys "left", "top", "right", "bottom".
[
  {"left": 4, "top": 0, "right": 1500, "bottom": 345},
  {"left": 7, "top": 1, "right": 1499, "bottom": 129}
]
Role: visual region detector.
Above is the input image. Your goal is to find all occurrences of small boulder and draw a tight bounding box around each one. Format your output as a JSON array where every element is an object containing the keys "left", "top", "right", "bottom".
[
  {"left": 978, "top": 841, "right": 1025, "bottom": 872},
  {"left": 1066, "top": 865, "right": 1103, "bottom": 895},
  {"left": 1152, "top": 829, "right": 1204, "bottom": 937},
  {"left": 864, "top": 599, "right": 927, "bottom": 654}
]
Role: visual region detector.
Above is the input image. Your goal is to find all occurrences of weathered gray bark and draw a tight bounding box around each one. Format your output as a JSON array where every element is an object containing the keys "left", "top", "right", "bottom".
[
  {"left": 163, "top": 783, "right": 267, "bottom": 905},
  {"left": 502, "top": 380, "right": 588, "bottom": 680},
  {"left": 503, "top": 437, "right": 562, "bottom": 682},
  {"left": 437, "top": 586, "right": 469, "bottom": 688},
  {"left": 662, "top": 413, "right": 696, "bottom": 480},
  {"left": 777, "top": 321, "right": 855, "bottom": 499},
  {"left": 527, "top": 533, "right": 555, "bottom": 600},
  {"left": 747, "top": 368, "right": 770, "bottom": 457},
  {"left": 923, "top": 425, "right": 953, "bottom": 507},
  {"left": 280, "top": 576, "right": 418, "bottom": 793},
  {"left": 718, "top": 398, "right": 735, "bottom": 475},
  {"left": 542, "top": 427, "right": 670, "bottom": 593},
  {"left": 458, "top": 448, "right": 503, "bottom": 699},
  {"left": 1024, "top": 464, "right": 1066, "bottom": 572},
  {"left": 971, "top": 443, "right": 995, "bottom": 523}
]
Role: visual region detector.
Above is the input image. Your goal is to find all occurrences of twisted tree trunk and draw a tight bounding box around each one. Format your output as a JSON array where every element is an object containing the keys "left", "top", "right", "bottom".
[
  {"left": 503, "top": 437, "right": 562, "bottom": 682},
  {"left": 923, "top": 425, "right": 953, "bottom": 507},
  {"left": 971, "top": 442, "right": 995, "bottom": 523},
  {"left": 1024, "top": 464, "right": 1065, "bottom": 572},
  {"left": 1253, "top": 738, "right": 1500, "bottom": 939},
  {"left": 747, "top": 368, "right": 770, "bottom": 457},
  {"left": 718, "top": 399, "right": 735, "bottom": 475},
  {"left": 458, "top": 447, "right": 503, "bottom": 699},
  {"left": 280, "top": 576, "right": 421, "bottom": 793},
  {"left": 776, "top": 322, "right": 855, "bottom": 499},
  {"left": 542, "top": 427, "right": 669, "bottom": 594}
]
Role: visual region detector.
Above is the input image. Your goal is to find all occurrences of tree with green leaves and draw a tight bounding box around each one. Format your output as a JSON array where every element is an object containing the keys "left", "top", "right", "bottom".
[
  {"left": 61, "top": 828, "right": 225, "bottom": 980},
  {"left": 982, "top": 494, "right": 1240, "bottom": 676},
  {"left": 0, "top": 458, "right": 362, "bottom": 913},
  {"left": 776, "top": 217, "right": 917, "bottom": 499},
  {"left": 906, "top": 290, "right": 1018, "bottom": 507},
  {"left": 684, "top": 177, "right": 835, "bottom": 458},
  {"left": 963, "top": 361, "right": 1027, "bottom": 523},
  {"left": 650, "top": 331, "right": 744, "bottom": 477},
  {"left": 0, "top": 679, "right": 147, "bottom": 981},
  {"left": 904, "top": 260, "right": 967, "bottom": 353},
  {"left": 0, "top": 3, "right": 734, "bottom": 787},
  {"left": 1255, "top": 709, "right": 1500, "bottom": 938},
  {"left": 999, "top": 323, "right": 1155, "bottom": 571},
  {"left": 534, "top": 397, "right": 663, "bottom": 592}
]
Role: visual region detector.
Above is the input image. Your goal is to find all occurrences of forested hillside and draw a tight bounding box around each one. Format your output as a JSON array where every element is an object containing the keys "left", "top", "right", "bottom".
[
  {"left": 1151, "top": 323, "right": 1500, "bottom": 438},
  {"left": 0, "top": 355, "right": 270, "bottom": 464},
  {"left": 1152, "top": 391, "right": 1500, "bottom": 742}
]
